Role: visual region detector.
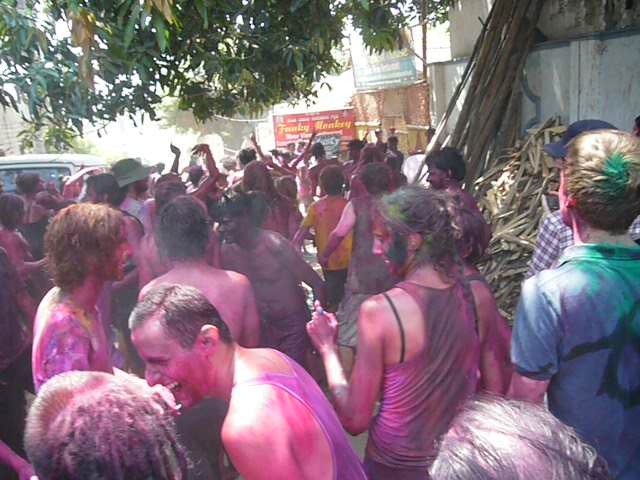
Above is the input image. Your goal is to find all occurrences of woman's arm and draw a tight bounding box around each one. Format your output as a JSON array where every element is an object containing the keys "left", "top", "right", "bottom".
[{"left": 307, "top": 297, "right": 385, "bottom": 435}]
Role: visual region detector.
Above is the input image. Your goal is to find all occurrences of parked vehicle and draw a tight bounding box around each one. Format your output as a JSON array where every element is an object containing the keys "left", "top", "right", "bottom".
[{"left": 0, "top": 154, "right": 107, "bottom": 193}]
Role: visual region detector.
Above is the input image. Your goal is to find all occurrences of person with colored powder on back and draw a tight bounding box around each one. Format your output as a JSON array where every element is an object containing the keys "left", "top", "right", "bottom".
[
  {"left": 509, "top": 129, "right": 640, "bottom": 479},
  {"left": 319, "top": 163, "right": 400, "bottom": 375},
  {"left": 308, "top": 185, "right": 480, "bottom": 479},
  {"left": 293, "top": 165, "right": 352, "bottom": 312},
  {"left": 141, "top": 195, "right": 260, "bottom": 348},
  {"left": 131, "top": 284, "right": 367, "bottom": 480}
]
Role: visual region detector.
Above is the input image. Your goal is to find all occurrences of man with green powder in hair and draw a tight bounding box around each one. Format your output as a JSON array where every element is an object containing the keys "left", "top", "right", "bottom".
[{"left": 509, "top": 128, "right": 640, "bottom": 479}]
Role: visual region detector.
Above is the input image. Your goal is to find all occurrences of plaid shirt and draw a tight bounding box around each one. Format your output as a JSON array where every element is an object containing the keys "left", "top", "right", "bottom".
[{"left": 526, "top": 211, "right": 640, "bottom": 278}]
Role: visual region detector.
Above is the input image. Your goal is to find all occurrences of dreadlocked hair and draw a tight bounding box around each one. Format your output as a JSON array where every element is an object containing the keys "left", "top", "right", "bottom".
[
  {"left": 25, "top": 371, "right": 189, "bottom": 480},
  {"left": 379, "top": 185, "right": 478, "bottom": 331}
]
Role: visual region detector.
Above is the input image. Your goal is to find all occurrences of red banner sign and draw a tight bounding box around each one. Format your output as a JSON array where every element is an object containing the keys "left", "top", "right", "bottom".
[{"left": 273, "top": 109, "right": 356, "bottom": 157}]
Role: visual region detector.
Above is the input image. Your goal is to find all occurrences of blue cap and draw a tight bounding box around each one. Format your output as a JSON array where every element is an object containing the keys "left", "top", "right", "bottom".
[{"left": 543, "top": 119, "right": 618, "bottom": 158}]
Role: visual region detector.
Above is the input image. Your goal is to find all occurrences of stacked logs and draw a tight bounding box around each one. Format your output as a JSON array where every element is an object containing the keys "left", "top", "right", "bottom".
[{"left": 474, "top": 118, "right": 566, "bottom": 322}]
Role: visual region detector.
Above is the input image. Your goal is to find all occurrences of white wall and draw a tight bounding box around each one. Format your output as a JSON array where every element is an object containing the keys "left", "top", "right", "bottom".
[
  {"left": 429, "top": 29, "right": 640, "bottom": 136},
  {"left": 448, "top": 0, "right": 493, "bottom": 59}
]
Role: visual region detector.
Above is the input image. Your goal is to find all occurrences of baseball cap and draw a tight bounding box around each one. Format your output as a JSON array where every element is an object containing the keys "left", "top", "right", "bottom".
[
  {"left": 111, "top": 158, "right": 152, "bottom": 188},
  {"left": 543, "top": 119, "right": 618, "bottom": 158}
]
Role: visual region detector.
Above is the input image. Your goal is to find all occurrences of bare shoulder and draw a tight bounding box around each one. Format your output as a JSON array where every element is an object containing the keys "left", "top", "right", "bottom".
[
  {"left": 469, "top": 279, "right": 495, "bottom": 308},
  {"left": 223, "top": 384, "right": 292, "bottom": 441},
  {"left": 358, "top": 292, "right": 395, "bottom": 332},
  {"left": 139, "top": 277, "right": 160, "bottom": 299},
  {"left": 217, "top": 268, "right": 252, "bottom": 293}
]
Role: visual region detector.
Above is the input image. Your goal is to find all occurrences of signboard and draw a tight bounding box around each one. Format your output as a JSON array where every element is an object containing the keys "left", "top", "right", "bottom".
[
  {"left": 272, "top": 109, "right": 356, "bottom": 158},
  {"left": 350, "top": 32, "right": 418, "bottom": 91}
]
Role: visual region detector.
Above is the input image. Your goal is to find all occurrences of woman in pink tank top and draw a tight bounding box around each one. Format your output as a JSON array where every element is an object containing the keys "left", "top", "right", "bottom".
[{"left": 308, "top": 185, "right": 481, "bottom": 479}]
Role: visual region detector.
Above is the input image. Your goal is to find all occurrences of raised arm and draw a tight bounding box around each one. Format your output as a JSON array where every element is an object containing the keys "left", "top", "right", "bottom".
[
  {"left": 191, "top": 144, "right": 222, "bottom": 202},
  {"left": 307, "top": 296, "right": 385, "bottom": 434},
  {"left": 169, "top": 143, "right": 181, "bottom": 174},
  {"left": 249, "top": 132, "right": 266, "bottom": 161},
  {"left": 290, "top": 130, "right": 317, "bottom": 169}
]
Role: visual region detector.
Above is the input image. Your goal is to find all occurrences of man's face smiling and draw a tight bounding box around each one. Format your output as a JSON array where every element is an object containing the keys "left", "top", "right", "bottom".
[{"left": 132, "top": 314, "right": 210, "bottom": 409}]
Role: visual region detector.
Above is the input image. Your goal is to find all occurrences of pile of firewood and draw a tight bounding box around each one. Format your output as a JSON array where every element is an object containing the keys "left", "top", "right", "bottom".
[{"left": 475, "top": 118, "right": 566, "bottom": 322}]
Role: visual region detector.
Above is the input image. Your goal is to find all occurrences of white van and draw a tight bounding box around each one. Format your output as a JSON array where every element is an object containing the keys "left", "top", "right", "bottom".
[{"left": 0, "top": 154, "right": 107, "bottom": 193}]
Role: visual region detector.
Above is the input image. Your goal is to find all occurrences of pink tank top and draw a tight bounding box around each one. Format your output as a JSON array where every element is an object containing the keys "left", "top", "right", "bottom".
[
  {"left": 232, "top": 351, "right": 366, "bottom": 479},
  {"left": 367, "top": 281, "right": 480, "bottom": 470}
]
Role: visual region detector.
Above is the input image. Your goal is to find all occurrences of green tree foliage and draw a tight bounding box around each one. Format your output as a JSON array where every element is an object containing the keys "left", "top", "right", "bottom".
[{"left": 0, "top": 1, "right": 449, "bottom": 148}]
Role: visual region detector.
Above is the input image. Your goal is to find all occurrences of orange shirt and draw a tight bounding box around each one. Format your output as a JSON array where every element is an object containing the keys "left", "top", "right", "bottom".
[{"left": 302, "top": 196, "right": 352, "bottom": 271}]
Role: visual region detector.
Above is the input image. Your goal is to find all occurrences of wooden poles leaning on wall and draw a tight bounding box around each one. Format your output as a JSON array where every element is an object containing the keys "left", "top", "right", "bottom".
[{"left": 413, "top": 0, "right": 545, "bottom": 186}]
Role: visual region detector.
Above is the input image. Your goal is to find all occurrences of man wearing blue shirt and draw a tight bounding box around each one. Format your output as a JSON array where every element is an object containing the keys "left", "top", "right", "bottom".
[{"left": 509, "top": 128, "right": 640, "bottom": 479}]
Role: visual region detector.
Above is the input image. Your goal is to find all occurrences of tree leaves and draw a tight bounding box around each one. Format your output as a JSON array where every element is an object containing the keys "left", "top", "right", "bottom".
[{"left": 0, "top": 0, "right": 434, "bottom": 150}]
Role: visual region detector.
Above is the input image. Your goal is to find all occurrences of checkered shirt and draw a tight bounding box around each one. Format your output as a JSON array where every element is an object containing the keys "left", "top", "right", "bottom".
[{"left": 526, "top": 211, "right": 640, "bottom": 278}]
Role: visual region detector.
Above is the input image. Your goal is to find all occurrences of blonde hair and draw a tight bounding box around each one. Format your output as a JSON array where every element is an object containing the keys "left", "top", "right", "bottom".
[{"left": 564, "top": 129, "right": 640, "bottom": 233}]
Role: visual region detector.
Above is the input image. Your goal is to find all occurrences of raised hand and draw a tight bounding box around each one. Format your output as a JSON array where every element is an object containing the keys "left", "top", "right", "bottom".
[{"left": 306, "top": 301, "right": 338, "bottom": 353}]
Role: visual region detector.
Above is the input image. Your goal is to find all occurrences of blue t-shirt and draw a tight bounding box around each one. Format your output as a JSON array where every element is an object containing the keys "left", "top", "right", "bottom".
[{"left": 512, "top": 243, "right": 640, "bottom": 479}]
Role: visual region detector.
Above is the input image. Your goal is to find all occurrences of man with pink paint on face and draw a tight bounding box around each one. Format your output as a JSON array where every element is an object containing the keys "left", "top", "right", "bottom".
[{"left": 130, "top": 284, "right": 366, "bottom": 480}]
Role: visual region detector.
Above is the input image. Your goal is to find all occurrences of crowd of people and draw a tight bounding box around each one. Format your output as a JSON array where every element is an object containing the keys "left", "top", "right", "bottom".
[{"left": 0, "top": 120, "right": 639, "bottom": 480}]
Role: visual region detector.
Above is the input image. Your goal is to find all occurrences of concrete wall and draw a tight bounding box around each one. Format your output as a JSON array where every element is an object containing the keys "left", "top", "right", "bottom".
[
  {"left": 449, "top": 0, "right": 493, "bottom": 59},
  {"left": 429, "top": 28, "right": 640, "bottom": 136},
  {"left": 448, "top": 0, "right": 640, "bottom": 58},
  {"left": 539, "top": 0, "right": 640, "bottom": 40}
]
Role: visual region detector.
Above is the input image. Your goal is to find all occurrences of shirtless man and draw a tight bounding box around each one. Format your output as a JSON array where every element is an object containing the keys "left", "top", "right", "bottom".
[
  {"left": 141, "top": 195, "right": 260, "bottom": 347},
  {"left": 131, "top": 284, "right": 366, "bottom": 480},
  {"left": 31, "top": 203, "right": 130, "bottom": 391},
  {"left": 220, "top": 191, "right": 325, "bottom": 367}
]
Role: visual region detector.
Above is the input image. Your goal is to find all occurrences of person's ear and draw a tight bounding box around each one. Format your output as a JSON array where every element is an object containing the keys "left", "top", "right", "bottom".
[{"left": 195, "top": 324, "right": 222, "bottom": 355}]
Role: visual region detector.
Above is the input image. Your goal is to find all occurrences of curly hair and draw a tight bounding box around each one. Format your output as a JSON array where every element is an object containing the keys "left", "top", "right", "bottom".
[
  {"left": 378, "top": 186, "right": 478, "bottom": 329},
  {"left": 156, "top": 195, "right": 209, "bottom": 261},
  {"left": 25, "top": 371, "right": 189, "bottom": 480},
  {"left": 45, "top": 203, "right": 124, "bottom": 290},
  {"left": 379, "top": 186, "right": 458, "bottom": 272},
  {"left": 564, "top": 129, "right": 640, "bottom": 233},
  {"left": 0, "top": 193, "right": 25, "bottom": 230}
]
